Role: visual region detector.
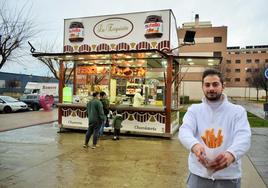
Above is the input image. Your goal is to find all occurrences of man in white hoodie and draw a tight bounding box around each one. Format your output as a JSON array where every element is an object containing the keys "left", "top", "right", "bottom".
[{"left": 179, "top": 69, "right": 251, "bottom": 188}]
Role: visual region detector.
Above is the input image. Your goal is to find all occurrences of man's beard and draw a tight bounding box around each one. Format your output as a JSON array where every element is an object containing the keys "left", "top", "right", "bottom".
[{"left": 205, "top": 92, "right": 222, "bottom": 101}]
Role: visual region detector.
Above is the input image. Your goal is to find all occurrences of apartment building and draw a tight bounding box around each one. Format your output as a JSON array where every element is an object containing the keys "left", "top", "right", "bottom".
[
  {"left": 225, "top": 45, "right": 268, "bottom": 87},
  {"left": 178, "top": 14, "right": 268, "bottom": 99},
  {"left": 224, "top": 45, "right": 268, "bottom": 98}
]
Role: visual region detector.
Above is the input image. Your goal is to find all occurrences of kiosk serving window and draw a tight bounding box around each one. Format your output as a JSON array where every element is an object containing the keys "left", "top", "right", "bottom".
[
  {"left": 75, "top": 52, "right": 167, "bottom": 107},
  {"left": 76, "top": 63, "right": 110, "bottom": 102},
  {"left": 145, "top": 58, "right": 166, "bottom": 107}
]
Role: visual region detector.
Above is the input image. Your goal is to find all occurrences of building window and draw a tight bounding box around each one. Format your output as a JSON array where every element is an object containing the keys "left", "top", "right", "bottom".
[
  {"left": 0, "top": 80, "right": 5, "bottom": 88},
  {"left": 235, "top": 52, "right": 240, "bottom": 54},
  {"left": 246, "top": 51, "right": 251, "bottom": 54},
  {"left": 265, "top": 59, "right": 268, "bottom": 63},
  {"left": 235, "top": 60, "right": 241, "bottom": 64},
  {"left": 255, "top": 59, "right": 260, "bottom": 63},
  {"left": 246, "top": 59, "right": 252, "bottom": 63},
  {"left": 225, "top": 78, "right": 231, "bottom": 82},
  {"left": 226, "top": 60, "right": 231, "bottom": 64},
  {"left": 226, "top": 68, "right": 231, "bottom": 73},
  {"left": 261, "top": 51, "right": 266, "bottom": 53},
  {"left": 245, "top": 78, "right": 251, "bottom": 82},
  {"left": 255, "top": 68, "right": 260, "bottom": 72},
  {"left": 253, "top": 51, "right": 258, "bottom": 54},
  {"left": 235, "top": 78, "right": 240, "bottom": 82},
  {"left": 213, "top": 51, "right": 222, "bottom": 57},
  {"left": 6, "top": 80, "right": 21, "bottom": 89},
  {"left": 246, "top": 68, "right": 252, "bottom": 72},
  {"left": 235, "top": 69, "right": 240, "bottom": 73},
  {"left": 214, "top": 37, "right": 222, "bottom": 43}
]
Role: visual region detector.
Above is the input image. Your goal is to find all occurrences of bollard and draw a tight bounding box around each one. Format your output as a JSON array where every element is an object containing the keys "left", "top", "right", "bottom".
[{"left": 264, "top": 103, "right": 268, "bottom": 119}]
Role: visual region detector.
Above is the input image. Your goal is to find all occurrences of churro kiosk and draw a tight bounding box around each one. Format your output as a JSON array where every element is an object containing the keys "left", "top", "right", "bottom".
[{"left": 32, "top": 9, "right": 220, "bottom": 137}]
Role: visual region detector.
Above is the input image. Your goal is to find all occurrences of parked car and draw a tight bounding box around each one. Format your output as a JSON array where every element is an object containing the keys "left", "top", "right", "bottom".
[
  {"left": 19, "top": 94, "right": 58, "bottom": 111},
  {"left": 19, "top": 94, "right": 41, "bottom": 111},
  {"left": 0, "top": 96, "right": 28, "bottom": 113}
]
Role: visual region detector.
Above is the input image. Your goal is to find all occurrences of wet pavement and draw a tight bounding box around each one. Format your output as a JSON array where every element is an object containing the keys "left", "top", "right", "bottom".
[
  {"left": 0, "top": 124, "right": 189, "bottom": 188},
  {"left": 0, "top": 123, "right": 266, "bottom": 188},
  {"left": 248, "top": 128, "right": 268, "bottom": 187},
  {"left": 0, "top": 109, "right": 58, "bottom": 132}
]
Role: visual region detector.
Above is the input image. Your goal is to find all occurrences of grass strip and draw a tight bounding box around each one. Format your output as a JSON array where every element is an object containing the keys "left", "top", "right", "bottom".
[{"left": 179, "top": 110, "right": 267, "bottom": 128}]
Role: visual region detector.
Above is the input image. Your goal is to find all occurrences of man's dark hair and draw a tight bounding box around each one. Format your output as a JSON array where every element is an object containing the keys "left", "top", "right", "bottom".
[
  {"left": 100, "top": 91, "right": 106, "bottom": 97},
  {"left": 202, "top": 68, "right": 224, "bottom": 85},
  {"left": 92, "top": 92, "right": 100, "bottom": 97}
]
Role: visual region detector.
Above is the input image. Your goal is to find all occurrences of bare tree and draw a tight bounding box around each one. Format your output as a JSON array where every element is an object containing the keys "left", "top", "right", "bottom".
[
  {"left": 0, "top": 1, "right": 37, "bottom": 69},
  {"left": 41, "top": 74, "right": 53, "bottom": 82},
  {"left": 37, "top": 57, "right": 60, "bottom": 80},
  {"left": 248, "top": 63, "right": 268, "bottom": 102},
  {"left": 29, "top": 36, "right": 73, "bottom": 85},
  {"left": 36, "top": 57, "right": 74, "bottom": 85}
]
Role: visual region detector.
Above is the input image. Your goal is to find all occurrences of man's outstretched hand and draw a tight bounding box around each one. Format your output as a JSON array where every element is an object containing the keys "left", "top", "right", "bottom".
[
  {"left": 208, "top": 152, "right": 235, "bottom": 171},
  {"left": 191, "top": 143, "right": 208, "bottom": 167}
]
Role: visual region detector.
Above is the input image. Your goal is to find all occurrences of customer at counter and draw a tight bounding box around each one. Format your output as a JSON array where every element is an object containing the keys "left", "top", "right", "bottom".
[
  {"left": 133, "top": 89, "right": 144, "bottom": 107},
  {"left": 83, "top": 92, "right": 106, "bottom": 149},
  {"left": 112, "top": 110, "right": 123, "bottom": 140},
  {"left": 99, "top": 91, "right": 110, "bottom": 137}
]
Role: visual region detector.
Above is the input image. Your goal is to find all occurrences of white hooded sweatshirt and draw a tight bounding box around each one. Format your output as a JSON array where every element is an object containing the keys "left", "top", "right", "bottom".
[
  {"left": 178, "top": 94, "right": 251, "bottom": 179},
  {"left": 133, "top": 90, "right": 144, "bottom": 107}
]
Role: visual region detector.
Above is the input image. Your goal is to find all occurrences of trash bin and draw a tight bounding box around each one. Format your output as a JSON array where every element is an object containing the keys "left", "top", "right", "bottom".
[{"left": 264, "top": 103, "right": 268, "bottom": 119}]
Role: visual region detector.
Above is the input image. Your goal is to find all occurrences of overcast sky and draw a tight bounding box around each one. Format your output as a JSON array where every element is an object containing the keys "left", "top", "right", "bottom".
[{"left": 1, "top": 0, "right": 268, "bottom": 76}]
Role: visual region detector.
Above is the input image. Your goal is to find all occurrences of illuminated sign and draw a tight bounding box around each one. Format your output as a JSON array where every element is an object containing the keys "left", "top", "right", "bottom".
[{"left": 93, "top": 17, "right": 133, "bottom": 40}]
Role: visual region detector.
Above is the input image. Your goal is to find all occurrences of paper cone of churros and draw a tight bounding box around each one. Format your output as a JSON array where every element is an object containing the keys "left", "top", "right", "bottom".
[{"left": 202, "top": 128, "right": 224, "bottom": 177}]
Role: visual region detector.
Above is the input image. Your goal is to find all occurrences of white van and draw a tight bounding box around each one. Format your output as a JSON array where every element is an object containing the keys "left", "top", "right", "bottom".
[{"left": 24, "top": 82, "right": 58, "bottom": 96}]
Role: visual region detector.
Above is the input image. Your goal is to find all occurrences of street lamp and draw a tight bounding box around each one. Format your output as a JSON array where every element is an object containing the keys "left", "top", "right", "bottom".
[
  {"left": 244, "top": 67, "right": 248, "bottom": 99},
  {"left": 244, "top": 67, "right": 251, "bottom": 100},
  {"left": 170, "top": 30, "right": 196, "bottom": 53},
  {"left": 28, "top": 41, "right": 36, "bottom": 53}
]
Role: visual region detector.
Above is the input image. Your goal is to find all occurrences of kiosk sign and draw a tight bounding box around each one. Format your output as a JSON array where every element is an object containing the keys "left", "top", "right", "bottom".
[
  {"left": 63, "top": 10, "right": 178, "bottom": 53},
  {"left": 93, "top": 17, "right": 133, "bottom": 40},
  {"left": 265, "top": 68, "right": 268, "bottom": 79}
]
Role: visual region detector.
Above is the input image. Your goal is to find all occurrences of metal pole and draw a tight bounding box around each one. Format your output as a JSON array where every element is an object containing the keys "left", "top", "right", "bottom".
[{"left": 165, "top": 55, "right": 173, "bottom": 134}]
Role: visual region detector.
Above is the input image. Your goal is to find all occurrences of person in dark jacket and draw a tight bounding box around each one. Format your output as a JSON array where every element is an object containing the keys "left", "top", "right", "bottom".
[
  {"left": 83, "top": 92, "right": 106, "bottom": 149},
  {"left": 112, "top": 110, "right": 123, "bottom": 140},
  {"left": 99, "top": 91, "right": 110, "bottom": 137}
]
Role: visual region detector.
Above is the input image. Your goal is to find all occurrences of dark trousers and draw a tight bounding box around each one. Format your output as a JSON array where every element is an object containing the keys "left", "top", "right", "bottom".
[
  {"left": 187, "top": 173, "right": 241, "bottom": 188},
  {"left": 114, "top": 128, "right": 120, "bottom": 138},
  {"left": 85, "top": 121, "right": 100, "bottom": 146}
]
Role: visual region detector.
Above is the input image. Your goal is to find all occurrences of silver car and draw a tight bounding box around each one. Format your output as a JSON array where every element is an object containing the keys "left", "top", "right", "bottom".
[{"left": 0, "top": 96, "right": 28, "bottom": 113}]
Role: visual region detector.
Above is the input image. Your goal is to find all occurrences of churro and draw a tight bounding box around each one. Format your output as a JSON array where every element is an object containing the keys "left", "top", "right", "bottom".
[{"left": 201, "top": 128, "right": 223, "bottom": 148}]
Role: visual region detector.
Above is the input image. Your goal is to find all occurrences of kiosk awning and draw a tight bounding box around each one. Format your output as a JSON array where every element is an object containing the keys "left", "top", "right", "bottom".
[{"left": 32, "top": 49, "right": 167, "bottom": 62}]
